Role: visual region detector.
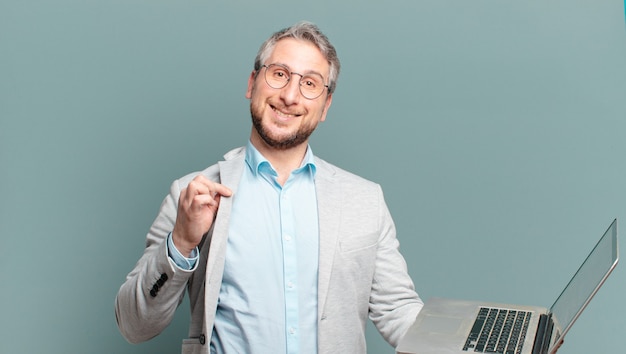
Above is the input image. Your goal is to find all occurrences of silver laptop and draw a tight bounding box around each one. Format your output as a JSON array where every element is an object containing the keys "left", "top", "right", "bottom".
[{"left": 397, "top": 219, "right": 619, "bottom": 354}]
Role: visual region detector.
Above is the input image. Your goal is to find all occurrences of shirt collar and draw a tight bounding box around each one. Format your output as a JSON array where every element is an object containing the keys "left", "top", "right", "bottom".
[{"left": 245, "top": 140, "right": 317, "bottom": 177}]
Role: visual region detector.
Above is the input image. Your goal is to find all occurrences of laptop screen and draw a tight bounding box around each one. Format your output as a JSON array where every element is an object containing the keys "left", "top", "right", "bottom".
[{"left": 549, "top": 219, "right": 619, "bottom": 347}]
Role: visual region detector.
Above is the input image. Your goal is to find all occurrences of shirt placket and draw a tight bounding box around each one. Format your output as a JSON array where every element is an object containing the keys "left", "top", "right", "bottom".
[{"left": 279, "top": 185, "right": 299, "bottom": 354}]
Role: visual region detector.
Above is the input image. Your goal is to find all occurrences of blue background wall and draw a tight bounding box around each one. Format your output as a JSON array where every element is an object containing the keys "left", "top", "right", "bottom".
[{"left": 1, "top": 0, "right": 625, "bottom": 353}]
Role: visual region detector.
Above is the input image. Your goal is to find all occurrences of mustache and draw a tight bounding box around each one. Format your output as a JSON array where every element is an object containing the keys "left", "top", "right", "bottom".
[{"left": 269, "top": 102, "right": 306, "bottom": 116}]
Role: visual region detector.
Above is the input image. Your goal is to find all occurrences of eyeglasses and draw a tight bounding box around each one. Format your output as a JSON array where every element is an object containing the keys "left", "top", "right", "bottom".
[{"left": 262, "top": 64, "right": 329, "bottom": 100}]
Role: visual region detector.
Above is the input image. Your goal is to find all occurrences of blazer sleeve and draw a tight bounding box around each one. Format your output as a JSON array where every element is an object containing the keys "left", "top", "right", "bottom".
[
  {"left": 114, "top": 177, "right": 196, "bottom": 344},
  {"left": 368, "top": 185, "right": 424, "bottom": 347}
]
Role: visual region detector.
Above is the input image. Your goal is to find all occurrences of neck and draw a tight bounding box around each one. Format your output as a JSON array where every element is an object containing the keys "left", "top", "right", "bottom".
[{"left": 250, "top": 133, "right": 309, "bottom": 186}]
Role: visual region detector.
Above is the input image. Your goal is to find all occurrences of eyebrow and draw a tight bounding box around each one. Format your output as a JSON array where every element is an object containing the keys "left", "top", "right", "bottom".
[{"left": 272, "top": 62, "right": 326, "bottom": 79}]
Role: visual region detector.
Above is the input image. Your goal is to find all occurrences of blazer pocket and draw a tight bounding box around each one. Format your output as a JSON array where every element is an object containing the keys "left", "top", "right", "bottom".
[{"left": 339, "top": 233, "right": 378, "bottom": 253}]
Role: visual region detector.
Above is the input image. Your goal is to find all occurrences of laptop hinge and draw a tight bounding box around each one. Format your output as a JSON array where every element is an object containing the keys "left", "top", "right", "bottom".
[{"left": 532, "top": 313, "right": 554, "bottom": 354}]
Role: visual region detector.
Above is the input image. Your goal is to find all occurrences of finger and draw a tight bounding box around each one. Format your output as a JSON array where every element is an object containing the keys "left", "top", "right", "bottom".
[
  {"left": 186, "top": 179, "right": 211, "bottom": 197},
  {"left": 179, "top": 189, "right": 213, "bottom": 211},
  {"left": 191, "top": 194, "right": 219, "bottom": 208},
  {"left": 211, "top": 183, "right": 233, "bottom": 197},
  {"left": 189, "top": 176, "right": 232, "bottom": 198}
]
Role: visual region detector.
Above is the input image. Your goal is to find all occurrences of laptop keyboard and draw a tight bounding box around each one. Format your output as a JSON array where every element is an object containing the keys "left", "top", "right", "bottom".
[{"left": 462, "top": 307, "right": 532, "bottom": 354}]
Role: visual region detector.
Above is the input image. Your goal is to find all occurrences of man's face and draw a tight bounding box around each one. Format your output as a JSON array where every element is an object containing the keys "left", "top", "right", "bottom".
[{"left": 246, "top": 38, "right": 333, "bottom": 150}]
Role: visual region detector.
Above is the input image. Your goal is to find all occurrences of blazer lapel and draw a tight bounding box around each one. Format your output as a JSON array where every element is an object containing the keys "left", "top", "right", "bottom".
[
  {"left": 205, "top": 147, "right": 245, "bottom": 287},
  {"left": 314, "top": 158, "right": 341, "bottom": 319}
]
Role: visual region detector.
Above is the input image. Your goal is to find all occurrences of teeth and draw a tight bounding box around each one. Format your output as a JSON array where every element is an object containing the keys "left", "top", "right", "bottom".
[{"left": 273, "top": 106, "right": 298, "bottom": 118}]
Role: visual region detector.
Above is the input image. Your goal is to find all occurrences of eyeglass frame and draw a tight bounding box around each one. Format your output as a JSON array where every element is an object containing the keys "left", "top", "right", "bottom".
[{"left": 261, "top": 63, "right": 330, "bottom": 100}]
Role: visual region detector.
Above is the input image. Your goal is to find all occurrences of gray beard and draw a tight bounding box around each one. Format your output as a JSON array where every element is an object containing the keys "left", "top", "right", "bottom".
[{"left": 250, "top": 105, "right": 314, "bottom": 150}]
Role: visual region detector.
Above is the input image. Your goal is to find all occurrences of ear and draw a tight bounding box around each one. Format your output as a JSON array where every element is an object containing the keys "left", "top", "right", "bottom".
[
  {"left": 245, "top": 70, "right": 256, "bottom": 99},
  {"left": 319, "top": 93, "right": 333, "bottom": 122}
]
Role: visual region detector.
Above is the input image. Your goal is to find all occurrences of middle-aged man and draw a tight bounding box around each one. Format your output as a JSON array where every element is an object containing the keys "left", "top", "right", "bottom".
[{"left": 115, "top": 21, "right": 424, "bottom": 354}]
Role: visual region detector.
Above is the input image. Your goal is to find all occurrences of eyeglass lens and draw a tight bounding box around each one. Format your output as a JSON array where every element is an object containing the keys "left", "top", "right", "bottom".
[{"left": 264, "top": 64, "right": 326, "bottom": 99}]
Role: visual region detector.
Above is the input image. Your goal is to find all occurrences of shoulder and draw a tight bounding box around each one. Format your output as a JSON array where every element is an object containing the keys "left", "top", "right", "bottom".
[
  {"left": 175, "top": 146, "right": 246, "bottom": 186},
  {"left": 314, "top": 156, "right": 382, "bottom": 193}
]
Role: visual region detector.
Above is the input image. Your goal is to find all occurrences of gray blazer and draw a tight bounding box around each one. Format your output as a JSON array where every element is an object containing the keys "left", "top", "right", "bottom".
[{"left": 115, "top": 147, "right": 423, "bottom": 354}]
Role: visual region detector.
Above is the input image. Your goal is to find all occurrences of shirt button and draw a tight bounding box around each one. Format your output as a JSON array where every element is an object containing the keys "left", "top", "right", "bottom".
[
  {"left": 289, "top": 327, "right": 296, "bottom": 335},
  {"left": 287, "top": 281, "right": 294, "bottom": 289},
  {"left": 284, "top": 234, "right": 292, "bottom": 242}
]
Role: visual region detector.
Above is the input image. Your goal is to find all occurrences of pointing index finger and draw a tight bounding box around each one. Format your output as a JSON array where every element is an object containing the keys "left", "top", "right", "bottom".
[
  {"left": 212, "top": 183, "right": 233, "bottom": 197},
  {"left": 193, "top": 175, "right": 233, "bottom": 197}
]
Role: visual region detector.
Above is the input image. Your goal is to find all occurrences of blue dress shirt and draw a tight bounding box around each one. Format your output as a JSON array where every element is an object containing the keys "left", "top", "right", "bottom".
[{"left": 168, "top": 141, "right": 319, "bottom": 354}]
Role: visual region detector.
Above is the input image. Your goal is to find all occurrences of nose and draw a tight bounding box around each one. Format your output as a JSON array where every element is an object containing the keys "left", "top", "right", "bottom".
[{"left": 279, "top": 74, "right": 302, "bottom": 105}]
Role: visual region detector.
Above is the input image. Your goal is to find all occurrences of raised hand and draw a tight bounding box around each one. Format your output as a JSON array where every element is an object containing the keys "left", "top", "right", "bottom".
[{"left": 171, "top": 175, "right": 233, "bottom": 256}]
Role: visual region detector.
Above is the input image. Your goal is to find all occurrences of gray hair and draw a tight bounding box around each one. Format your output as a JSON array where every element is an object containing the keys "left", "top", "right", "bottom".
[{"left": 254, "top": 21, "right": 340, "bottom": 94}]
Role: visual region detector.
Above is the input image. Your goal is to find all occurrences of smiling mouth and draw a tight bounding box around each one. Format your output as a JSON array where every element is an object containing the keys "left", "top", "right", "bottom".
[{"left": 271, "top": 105, "right": 302, "bottom": 119}]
